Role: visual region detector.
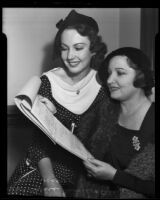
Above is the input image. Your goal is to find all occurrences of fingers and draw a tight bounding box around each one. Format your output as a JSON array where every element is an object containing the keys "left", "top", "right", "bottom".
[
  {"left": 87, "top": 158, "right": 104, "bottom": 166},
  {"left": 83, "top": 160, "right": 92, "bottom": 168},
  {"left": 38, "top": 95, "right": 57, "bottom": 114},
  {"left": 39, "top": 96, "right": 49, "bottom": 103},
  {"left": 84, "top": 161, "right": 96, "bottom": 175}
]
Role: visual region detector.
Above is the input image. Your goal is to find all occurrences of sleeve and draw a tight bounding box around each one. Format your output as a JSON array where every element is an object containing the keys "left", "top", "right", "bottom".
[
  {"left": 27, "top": 75, "right": 54, "bottom": 165},
  {"left": 113, "top": 170, "right": 155, "bottom": 197},
  {"left": 27, "top": 127, "right": 54, "bottom": 166},
  {"left": 38, "top": 75, "right": 53, "bottom": 102}
]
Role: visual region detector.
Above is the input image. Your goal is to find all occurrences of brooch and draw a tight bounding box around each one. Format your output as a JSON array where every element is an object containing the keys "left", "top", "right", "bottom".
[{"left": 132, "top": 136, "right": 141, "bottom": 151}]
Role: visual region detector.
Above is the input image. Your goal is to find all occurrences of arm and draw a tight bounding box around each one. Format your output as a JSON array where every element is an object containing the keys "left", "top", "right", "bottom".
[
  {"left": 113, "top": 169, "right": 155, "bottom": 197},
  {"left": 113, "top": 143, "right": 155, "bottom": 197},
  {"left": 38, "top": 158, "right": 65, "bottom": 197},
  {"left": 84, "top": 158, "right": 155, "bottom": 197},
  {"left": 28, "top": 76, "right": 65, "bottom": 196},
  {"left": 27, "top": 128, "right": 65, "bottom": 197}
]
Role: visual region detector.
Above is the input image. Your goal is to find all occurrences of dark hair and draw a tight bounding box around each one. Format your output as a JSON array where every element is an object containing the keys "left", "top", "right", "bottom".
[
  {"left": 99, "top": 47, "right": 154, "bottom": 96},
  {"left": 53, "top": 10, "right": 107, "bottom": 70}
]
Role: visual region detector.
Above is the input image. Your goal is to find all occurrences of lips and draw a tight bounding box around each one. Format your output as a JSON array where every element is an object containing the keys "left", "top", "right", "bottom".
[
  {"left": 109, "top": 87, "right": 119, "bottom": 92},
  {"left": 68, "top": 61, "right": 80, "bottom": 67}
]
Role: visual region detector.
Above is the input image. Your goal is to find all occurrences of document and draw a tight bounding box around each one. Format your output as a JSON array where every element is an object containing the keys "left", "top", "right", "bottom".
[{"left": 14, "top": 76, "right": 93, "bottom": 161}]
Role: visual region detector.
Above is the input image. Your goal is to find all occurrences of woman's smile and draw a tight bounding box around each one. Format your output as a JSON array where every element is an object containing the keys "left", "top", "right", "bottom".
[
  {"left": 68, "top": 61, "right": 81, "bottom": 67},
  {"left": 109, "top": 86, "right": 120, "bottom": 92}
]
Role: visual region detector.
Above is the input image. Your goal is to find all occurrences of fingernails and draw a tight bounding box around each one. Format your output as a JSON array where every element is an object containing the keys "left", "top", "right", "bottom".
[{"left": 87, "top": 157, "right": 94, "bottom": 161}]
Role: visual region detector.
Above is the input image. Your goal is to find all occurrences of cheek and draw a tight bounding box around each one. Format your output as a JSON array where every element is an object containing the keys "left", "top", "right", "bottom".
[
  {"left": 120, "top": 84, "right": 137, "bottom": 98},
  {"left": 120, "top": 76, "right": 135, "bottom": 88},
  {"left": 82, "top": 52, "right": 92, "bottom": 62},
  {"left": 61, "top": 52, "right": 67, "bottom": 60}
]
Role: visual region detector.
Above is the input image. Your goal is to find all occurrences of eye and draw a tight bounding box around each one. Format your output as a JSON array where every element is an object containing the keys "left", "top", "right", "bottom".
[
  {"left": 75, "top": 47, "right": 83, "bottom": 51},
  {"left": 74, "top": 46, "right": 84, "bottom": 51},
  {"left": 74, "top": 44, "right": 85, "bottom": 51},
  {"left": 117, "top": 71, "right": 125, "bottom": 76}
]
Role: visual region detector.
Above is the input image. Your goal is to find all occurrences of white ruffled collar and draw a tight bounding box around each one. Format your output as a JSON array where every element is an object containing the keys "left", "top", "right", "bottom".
[{"left": 43, "top": 68, "right": 101, "bottom": 114}]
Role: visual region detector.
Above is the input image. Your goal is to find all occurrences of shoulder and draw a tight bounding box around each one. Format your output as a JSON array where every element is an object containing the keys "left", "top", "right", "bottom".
[
  {"left": 42, "top": 67, "right": 63, "bottom": 77},
  {"left": 146, "top": 103, "right": 155, "bottom": 120},
  {"left": 149, "top": 103, "right": 155, "bottom": 129},
  {"left": 141, "top": 103, "right": 155, "bottom": 141},
  {"left": 147, "top": 102, "right": 155, "bottom": 116},
  {"left": 40, "top": 67, "right": 65, "bottom": 83}
]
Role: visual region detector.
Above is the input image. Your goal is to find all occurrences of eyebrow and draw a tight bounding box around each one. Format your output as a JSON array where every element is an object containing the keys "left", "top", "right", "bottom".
[
  {"left": 108, "top": 67, "right": 127, "bottom": 73},
  {"left": 61, "top": 42, "right": 88, "bottom": 47}
]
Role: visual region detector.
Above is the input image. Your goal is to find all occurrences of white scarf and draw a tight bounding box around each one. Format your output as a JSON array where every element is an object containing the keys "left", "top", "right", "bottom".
[{"left": 43, "top": 68, "right": 101, "bottom": 114}]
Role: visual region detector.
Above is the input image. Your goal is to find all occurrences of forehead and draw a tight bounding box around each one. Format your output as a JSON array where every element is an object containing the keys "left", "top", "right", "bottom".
[
  {"left": 61, "top": 29, "right": 90, "bottom": 45},
  {"left": 109, "top": 55, "right": 131, "bottom": 70}
]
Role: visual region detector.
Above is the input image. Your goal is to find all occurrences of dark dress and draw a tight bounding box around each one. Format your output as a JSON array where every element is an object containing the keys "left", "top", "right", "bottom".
[
  {"left": 8, "top": 74, "right": 107, "bottom": 196},
  {"left": 104, "top": 103, "right": 155, "bottom": 198}
]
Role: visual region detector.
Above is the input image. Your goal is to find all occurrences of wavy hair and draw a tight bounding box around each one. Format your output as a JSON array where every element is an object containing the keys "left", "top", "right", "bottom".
[{"left": 99, "top": 47, "right": 155, "bottom": 97}]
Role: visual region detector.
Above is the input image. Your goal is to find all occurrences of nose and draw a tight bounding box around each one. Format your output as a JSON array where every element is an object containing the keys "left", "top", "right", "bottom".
[
  {"left": 107, "top": 73, "right": 115, "bottom": 85},
  {"left": 67, "top": 49, "right": 75, "bottom": 60}
]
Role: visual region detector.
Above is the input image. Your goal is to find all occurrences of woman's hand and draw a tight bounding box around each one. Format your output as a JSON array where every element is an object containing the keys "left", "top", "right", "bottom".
[
  {"left": 43, "top": 178, "right": 66, "bottom": 197},
  {"left": 83, "top": 158, "right": 117, "bottom": 181},
  {"left": 38, "top": 95, "right": 57, "bottom": 114}
]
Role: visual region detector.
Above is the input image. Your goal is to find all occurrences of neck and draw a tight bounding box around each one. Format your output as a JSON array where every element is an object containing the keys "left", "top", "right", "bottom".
[
  {"left": 120, "top": 91, "right": 150, "bottom": 116},
  {"left": 63, "top": 67, "right": 92, "bottom": 85}
]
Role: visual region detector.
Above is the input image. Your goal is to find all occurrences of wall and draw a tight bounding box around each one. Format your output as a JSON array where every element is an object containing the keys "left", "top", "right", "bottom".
[
  {"left": 119, "top": 8, "right": 140, "bottom": 48},
  {"left": 3, "top": 8, "right": 140, "bottom": 105}
]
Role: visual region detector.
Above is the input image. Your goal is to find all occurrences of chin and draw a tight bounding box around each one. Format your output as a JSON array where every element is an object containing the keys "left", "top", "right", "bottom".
[
  {"left": 70, "top": 68, "right": 88, "bottom": 76},
  {"left": 110, "top": 93, "right": 121, "bottom": 100},
  {"left": 66, "top": 65, "right": 80, "bottom": 72}
]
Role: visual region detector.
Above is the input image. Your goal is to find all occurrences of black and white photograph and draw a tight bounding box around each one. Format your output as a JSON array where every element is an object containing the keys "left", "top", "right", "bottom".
[{"left": 4, "top": 6, "right": 157, "bottom": 198}]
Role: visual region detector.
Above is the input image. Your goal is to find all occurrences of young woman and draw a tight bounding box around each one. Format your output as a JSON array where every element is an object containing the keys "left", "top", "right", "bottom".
[
  {"left": 8, "top": 10, "right": 119, "bottom": 198},
  {"left": 84, "top": 47, "right": 155, "bottom": 198}
]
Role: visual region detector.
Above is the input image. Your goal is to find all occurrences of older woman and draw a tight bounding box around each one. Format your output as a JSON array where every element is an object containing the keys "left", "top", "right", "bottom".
[{"left": 84, "top": 47, "right": 155, "bottom": 198}]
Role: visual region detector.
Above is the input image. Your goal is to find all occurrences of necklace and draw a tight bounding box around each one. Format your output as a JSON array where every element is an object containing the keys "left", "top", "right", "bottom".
[
  {"left": 73, "top": 69, "right": 94, "bottom": 95},
  {"left": 51, "top": 68, "right": 96, "bottom": 95},
  {"left": 75, "top": 77, "right": 88, "bottom": 95}
]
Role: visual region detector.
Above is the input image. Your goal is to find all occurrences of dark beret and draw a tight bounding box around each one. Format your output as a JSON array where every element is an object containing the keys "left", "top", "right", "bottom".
[{"left": 56, "top": 9, "right": 99, "bottom": 33}]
